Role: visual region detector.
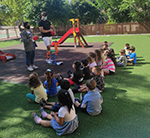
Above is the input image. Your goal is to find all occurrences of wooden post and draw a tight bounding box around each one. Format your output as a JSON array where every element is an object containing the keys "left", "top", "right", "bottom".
[
  {"left": 129, "top": 23, "right": 131, "bottom": 34},
  {"left": 76, "top": 36, "right": 84, "bottom": 48},
  {"left": 121, "top": 23, "right": 123, "bottom": 34},
  {"left": 14, "top": 26, "right": 18, "bottom": 38},
  {"left": 6, "top": 29, "right": 9, "bottom": 38}
]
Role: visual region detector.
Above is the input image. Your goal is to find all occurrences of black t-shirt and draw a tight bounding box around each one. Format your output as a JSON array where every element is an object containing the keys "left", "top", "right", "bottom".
[
  {"left": 38, "top": 20, "right": 52, "bottom": 37},
  {"left": 83, "top": 67, "right": 91, "bottom": 80},
  {"left": 72, "top": 69, "right": 83, "bottom": 85}
]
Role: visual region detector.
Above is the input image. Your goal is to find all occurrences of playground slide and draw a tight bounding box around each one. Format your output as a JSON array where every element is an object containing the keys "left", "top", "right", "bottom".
[{"left": 51, "top": 27, "right": 80, "bottom": 46}]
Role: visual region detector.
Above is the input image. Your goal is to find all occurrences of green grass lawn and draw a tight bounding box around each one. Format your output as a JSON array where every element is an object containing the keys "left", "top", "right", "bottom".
[{"left": 0, "top": 34, "right": 150, "bottom": 138}]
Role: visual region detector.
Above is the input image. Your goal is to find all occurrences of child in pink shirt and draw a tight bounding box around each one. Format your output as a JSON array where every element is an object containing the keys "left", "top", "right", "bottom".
[{"left": 101, "top": 52, "right": 115, "bottom": 77}]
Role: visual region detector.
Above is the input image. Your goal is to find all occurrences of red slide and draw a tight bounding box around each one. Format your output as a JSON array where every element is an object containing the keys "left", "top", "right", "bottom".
[{"left": 51, "top": 27, "right": 80, "bottom": 46}]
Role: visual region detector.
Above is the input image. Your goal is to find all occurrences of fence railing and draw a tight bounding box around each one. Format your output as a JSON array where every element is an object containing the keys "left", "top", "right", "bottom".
[
  {"left": 0, "top": 26, "right": 21, "bottom": 41},
  {"left": 1, "top": 22, "right": 150, "bottom": 41}
]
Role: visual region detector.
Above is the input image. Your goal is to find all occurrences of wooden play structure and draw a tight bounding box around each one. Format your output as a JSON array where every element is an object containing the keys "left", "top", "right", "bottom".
[{"left": 51, "top": 18, "right": 88, "bottom": 48}]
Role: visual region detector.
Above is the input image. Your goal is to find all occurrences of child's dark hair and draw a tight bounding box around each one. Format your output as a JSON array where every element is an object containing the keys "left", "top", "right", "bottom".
[
  {"left": 104, "top": 41, "right": 108, "bottom": 44},
  {"left": 104, "top": 44, "right": 108, "bottom": 47},
  {"left": 86, "top": 79, "right": 96, "bottom": 90},
  {"left": 73, "top": 61, "right": 81, "bottom": 70},
  {"left": 127, "top": 47, "right": 130, "bottom": 50},
  {"left": 60, "top": 80, "right": 70, "bottom": 90},
  {"left": 106, "top": 52, "right": 117, "bottom": 65},
  {"left": 93, "top": 66, "right": 102, "bottom": 74},
  {"left": 28, "top": 72, "right": 41, "bottom": 88},
  {"left": 45, "top": 69, "right": 54, "bottom": 88},
  {"left": 87, "top": 56, "right": 92, "bottom": 62},
  {"left": 99, "top": 48, "right": 104, "bottom": 53},
  {"left": 125, "top": 43, "right": 130, "bottom": 48},
  {"left": 89, "top": 52, "right": 96, "bottom": 59},
  {"left": 81, "top": 59, "right": 88, "bottom": 66},
  {"left": 119, "top": 49, "right": 125, "bottom": 54},
  {"left": 95, "top": 49, "right": 102, "bottom": 61},
  {"left": 57, "top": 89, "right": 73, "bottom": 113},
  {"left": 109, "top": 48, "right": 115, "bottom": 55},
  {"left": 130, "top": 46, "right": 135, "bottom": 51}
]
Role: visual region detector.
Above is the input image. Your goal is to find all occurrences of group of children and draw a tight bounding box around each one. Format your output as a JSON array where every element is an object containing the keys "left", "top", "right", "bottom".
[{"left": 26, "top": 41, "right": 137, "bottom": 136}]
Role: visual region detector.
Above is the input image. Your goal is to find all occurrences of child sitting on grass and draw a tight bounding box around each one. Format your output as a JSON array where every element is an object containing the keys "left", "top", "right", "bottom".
[
  {"left": 99, "top": 48, "right": 105, "bottom": 64},
  {"left": 128, "top": 46, "right": 137, "bottom": 65},
  {"left": 95, "top": 49, "right": 103, "bottom": 66},
  {"left": 126, "top": 47, "right": 131, "bottom": 58},
  {"left": 44, "top": 69, "right": 60, "bottom": 96},
  {"left": 40, "top": 80, "right": 75, "bottom": 112},
  {"left": 26, "top": 72, "right": 48, "bottom": 103},
  {"left": 32, "top": 89, "right": 78, "bottom": 136},
  {"left": 81, "top": 59, "right": 91, "bottom": 80},
  {"left": 75, "top": 79, "right": 103, "bottom": 116},
  {"left": 73, "top": 66, "right": 105, "bottom": 93},
  {"left": 87, "top": 56, "right": 97, "bottom": 70},
  {"left": 101, "top": 52, "right": 115, "bottom": 77},
  {"left": 68, "top": 61, "right": 83, "bottom": 89},
  {"left": 124, "top": 43, "right": 130, "bottom": 51},
  {"left": 116, "top": 49, "right": 127, "bottom": 67}
]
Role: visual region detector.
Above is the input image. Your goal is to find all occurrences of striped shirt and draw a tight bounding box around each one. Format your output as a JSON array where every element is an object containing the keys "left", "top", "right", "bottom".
[{"left": 104, "top": 58, "right": 115, "bottom": 72}]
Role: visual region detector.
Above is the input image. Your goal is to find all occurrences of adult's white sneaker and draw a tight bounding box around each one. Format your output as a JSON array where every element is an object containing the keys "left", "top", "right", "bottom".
[
  {"left": 27, "top": 66, "right": 34, "bottom": 71},
  {"left": 32, "top": 65, "right": 38, "bottom": 69}
]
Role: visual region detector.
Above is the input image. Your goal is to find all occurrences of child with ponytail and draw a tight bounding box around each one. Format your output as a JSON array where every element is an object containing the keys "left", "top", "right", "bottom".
[
  {"left": 32, "top": 89, "right": 78, "bottom": 136},
  {"left": 44, "top": 69, "right": 60, "bottom": 96}
]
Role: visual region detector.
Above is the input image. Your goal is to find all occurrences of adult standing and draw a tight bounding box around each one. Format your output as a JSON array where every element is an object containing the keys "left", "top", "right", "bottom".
[
  {"left": 22, "top": 22, "right": 38, "bottom": 71},
  {"left": 38, "top": 11, "right": 56, "bottom": 64}
]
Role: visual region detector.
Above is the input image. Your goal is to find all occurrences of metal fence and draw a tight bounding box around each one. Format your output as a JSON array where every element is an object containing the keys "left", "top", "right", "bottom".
[{"left": 1, "top": 22, "right": 150, "bottom": 41}]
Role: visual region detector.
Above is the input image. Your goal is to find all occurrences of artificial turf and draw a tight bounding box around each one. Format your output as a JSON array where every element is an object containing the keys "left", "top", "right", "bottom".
[{"left": 0, "top": 34, "right": 150, "bottom": 138}]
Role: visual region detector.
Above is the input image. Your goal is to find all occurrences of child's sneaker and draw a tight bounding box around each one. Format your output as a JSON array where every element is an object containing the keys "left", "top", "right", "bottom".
[
  {"left": 40, "top": 107, "right": 48, "bottom": 118},
  {"left": 46, "top": 58, "right": 51, "bottom": 64},
  {"left": 32, "top": 112, "right": 41, "bottom": 124},
  {"left": 41, "top": 98, "right": 47, "bottom": 105}
]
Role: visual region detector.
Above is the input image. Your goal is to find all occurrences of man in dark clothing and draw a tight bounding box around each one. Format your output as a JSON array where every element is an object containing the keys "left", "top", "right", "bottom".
[{"left": 38, "top": 11, "right": 56, "bottom": 64}]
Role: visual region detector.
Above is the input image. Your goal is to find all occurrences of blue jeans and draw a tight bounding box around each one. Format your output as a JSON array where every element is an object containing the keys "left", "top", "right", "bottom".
[{"left": 25, "top": 50, "right": 35, "bottom": 66}]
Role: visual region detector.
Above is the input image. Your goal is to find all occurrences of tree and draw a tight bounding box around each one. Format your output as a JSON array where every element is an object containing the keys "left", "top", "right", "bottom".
[
  {"left": 26, "top": 0, "right": 71, "bottom": 27},
  {"left": 120, "top": 0, "right": 150, "bottom": 30},
  {"left": 70, "top": 0, "right": 100, "bottom": 25},
  {"left": 0, "top": 0, "right": 31, "bottom": 25},
  {"left": 97, "top": 0, "right": 132, "bottom": 23}
]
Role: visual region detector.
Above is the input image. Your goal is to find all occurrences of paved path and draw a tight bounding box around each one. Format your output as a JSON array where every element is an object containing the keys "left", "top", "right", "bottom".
[{"left": 0, "top": 42, "right": 112, "bottom": 84}]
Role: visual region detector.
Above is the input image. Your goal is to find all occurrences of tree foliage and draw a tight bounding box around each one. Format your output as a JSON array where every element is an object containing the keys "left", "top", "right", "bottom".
[
  {"left": 0, "top": 0, "right": 31, "bottom": 25},
  {"left": 70, "top": 0, "right": 101, "bottom": 25}
]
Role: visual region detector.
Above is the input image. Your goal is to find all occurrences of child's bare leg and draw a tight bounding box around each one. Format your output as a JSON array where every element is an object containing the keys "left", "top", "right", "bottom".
[
  {"left": 46, "top": 102, "right": 55, "bottom": 105},
  {"left": 46, "top": 113, "right": 53, "bottom": 120},
  {"left": 103, "top": 69, "right": 110, "bottom": 74},
  {"left": 101, "top": 69, "right": 104, "bottom": 76},
  {"left": 79, "top": 86, "right": 88, "bottom": 93},
  {"left": 44, "top": 105, "right": 52, "bottom": 110},
  {"left": 40, "top": 120, "right": 52, "bottom": 127},
  {"left": 75, "top": 101, "right": 81, "bottom": 107},
  {"left": 32, "top": 112, "right": 52, "bottom": 127}
]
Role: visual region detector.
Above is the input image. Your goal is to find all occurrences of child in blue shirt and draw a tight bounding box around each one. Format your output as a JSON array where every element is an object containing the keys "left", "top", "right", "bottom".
[
  {"left": 128, "top": 46, "right": 137, "bottom": 65},
  {"left": 44, "top": 69, "right": 60, "bottom": 96},
  {"left": 75, "top": 79, "right": 103, "bottom": 116}
]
